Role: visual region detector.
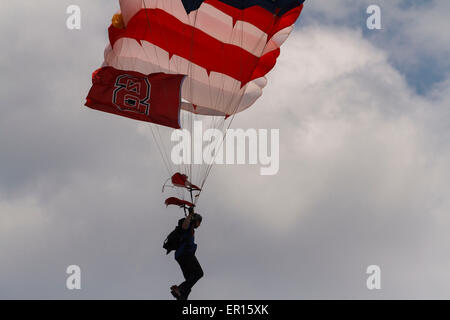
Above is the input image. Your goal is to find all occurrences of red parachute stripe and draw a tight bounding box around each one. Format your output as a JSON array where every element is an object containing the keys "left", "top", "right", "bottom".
[
  {"left": 109, "top": 9, "right": 258, "bottom": 85},
  {"left": 85, "top": 67, "right": 184, "bottom": 129},
  {"left": 204, "top": 0, "right": 277, "bottom": 32},
  {"left": 268, "top": 5, "right": 303, "bottom": 38},
  {"left": 204, "top": 0, "right": 303, "bottom": 39},
  {"left": 249, "top": 49, "right": 280, "bottom": 82}
]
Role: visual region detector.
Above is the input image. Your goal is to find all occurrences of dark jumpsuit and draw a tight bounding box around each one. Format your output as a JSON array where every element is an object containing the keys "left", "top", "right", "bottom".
[{"left": 175, "top": 220, "right": 204, "bottom": 300}]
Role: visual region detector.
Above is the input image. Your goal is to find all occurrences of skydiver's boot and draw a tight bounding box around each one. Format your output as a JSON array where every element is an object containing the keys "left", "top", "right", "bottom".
[{"left": 170, "top": 285, "right": 181, "bottom": 300}]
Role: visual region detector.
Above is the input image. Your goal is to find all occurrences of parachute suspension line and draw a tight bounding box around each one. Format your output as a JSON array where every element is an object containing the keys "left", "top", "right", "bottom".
[
  {"left": 189, "top": 110, "right": 193, "bottom": 187},
  {"left": 157, "top": 126, "right": 175, "bottom": 172},
  {"left": 188, "top": 9, "right": 200, "bottom": 191},
  {"left": 180, "top": 110, "right": 192, "bottom": 187},
  {"left": 198, "top": 91, "right": 242, "bottom": 200},
  {"left": 149, "top": 126, "right": 172, "bottom": 175}
]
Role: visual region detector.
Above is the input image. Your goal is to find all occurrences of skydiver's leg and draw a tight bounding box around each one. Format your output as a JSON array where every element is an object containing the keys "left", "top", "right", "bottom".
[
  {"left": 176, "top": 254, "right": 204, "bottom": 300},
  {"left": 175, "top": 254, "right": 191, "bottom": 299}
]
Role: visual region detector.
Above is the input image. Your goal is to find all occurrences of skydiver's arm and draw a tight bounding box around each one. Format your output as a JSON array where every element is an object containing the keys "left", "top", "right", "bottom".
[{"left": 182, "top": 212, "right": 193, "bottom": 230}]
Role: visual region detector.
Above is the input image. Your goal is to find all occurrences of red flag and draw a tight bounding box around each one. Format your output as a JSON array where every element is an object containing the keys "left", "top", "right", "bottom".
[
  {"left": 85, "top": 67, "right": 185, "bottom": 129},
  {"left": 164, "top": 197, "right": 194, "bottom": 208},
  {"left": 171, "top": 173, "right": 201, "bottom": 191}
]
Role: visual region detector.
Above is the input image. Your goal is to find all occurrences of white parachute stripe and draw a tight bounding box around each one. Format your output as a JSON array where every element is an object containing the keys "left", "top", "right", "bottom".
[{"left": 192, "top": 3, "right": 268, "bottom": 56}]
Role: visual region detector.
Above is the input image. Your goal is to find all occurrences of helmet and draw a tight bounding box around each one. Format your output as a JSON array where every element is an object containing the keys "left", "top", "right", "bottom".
[{"left": 192, "top": 213, "right": 202, "bottom": 224}]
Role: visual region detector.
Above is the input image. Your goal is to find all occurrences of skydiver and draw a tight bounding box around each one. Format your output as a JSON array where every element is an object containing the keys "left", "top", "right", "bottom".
[{"left": 170, "top": 207, "right": 203, "bottom": 300}]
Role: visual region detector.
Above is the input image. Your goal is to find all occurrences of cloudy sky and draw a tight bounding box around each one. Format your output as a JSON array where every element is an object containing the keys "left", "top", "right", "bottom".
[{"left": 1, "top": 0, "right": 450, "bottom": 299}]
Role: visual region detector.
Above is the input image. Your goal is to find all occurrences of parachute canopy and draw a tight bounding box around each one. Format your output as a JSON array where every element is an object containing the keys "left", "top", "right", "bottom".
[{"left": 85, "top": 0, "right": 305, "bottom": 204}]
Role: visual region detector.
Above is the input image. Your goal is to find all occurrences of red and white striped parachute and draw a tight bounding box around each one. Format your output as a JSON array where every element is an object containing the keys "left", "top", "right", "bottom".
[{"left": 85, "top": 0, "right": 305, "bottom": 206}]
